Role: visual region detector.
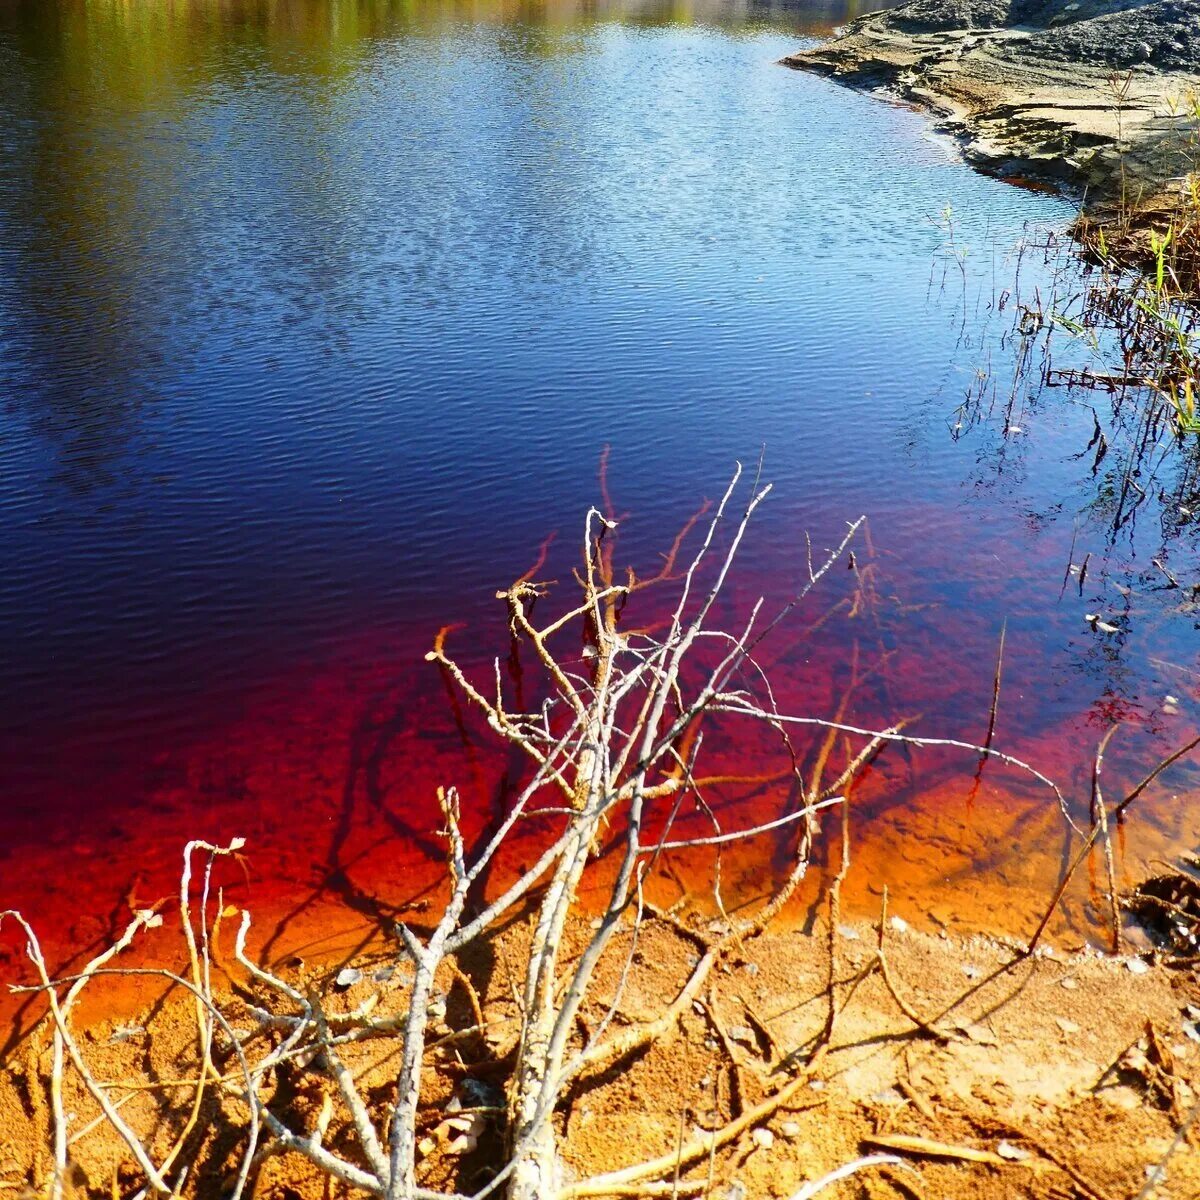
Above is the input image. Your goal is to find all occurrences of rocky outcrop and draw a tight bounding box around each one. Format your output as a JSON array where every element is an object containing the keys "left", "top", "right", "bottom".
[{"left": 784, "top": 0, "right": 1200, "bottom": 209}]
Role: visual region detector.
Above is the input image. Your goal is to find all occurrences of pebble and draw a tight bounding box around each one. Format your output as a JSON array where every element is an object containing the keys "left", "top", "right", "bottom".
[
  {"left": 335, "top": 967, "right": 362, "bottom": 989},
  {"left": 751, "top": 1128, "right": 775, "bottom": 1150},
  {"left": 890, "top": 915, "right": 909, "bottom": 934},
  {"left": 107, "top": 1023, "right": 146, "bottom": 1045},
  {"left": 997, "top": 1140, "right": 1031, "bottom": 1162},
  {"left": 1127, "top": 958, "right": 1151, "bottom": 975},
  {"left": 959, "top": 1022, "right": 999, "bottom": 1047},
  {"left": 1060, "top": 976, "right": 1078, "bottom": 990},
  {"left": 780, "top": 1121, "right": 801, "bottom": 1139}
]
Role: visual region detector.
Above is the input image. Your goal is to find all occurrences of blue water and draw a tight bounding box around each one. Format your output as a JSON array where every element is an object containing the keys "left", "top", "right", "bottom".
[{"left": 0, "top": 0, "right": 1196, "bottom": 940}]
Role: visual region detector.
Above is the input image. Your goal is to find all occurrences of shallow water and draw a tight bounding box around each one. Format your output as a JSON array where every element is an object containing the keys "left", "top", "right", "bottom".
[{"left": 1, "top": 0, "right": 1198, "bottom": 984}]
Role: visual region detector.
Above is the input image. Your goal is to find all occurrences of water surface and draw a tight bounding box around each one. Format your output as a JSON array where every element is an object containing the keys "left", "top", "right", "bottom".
[{"left": 1, "top": 0, "right": 1198, "bottom": 980}]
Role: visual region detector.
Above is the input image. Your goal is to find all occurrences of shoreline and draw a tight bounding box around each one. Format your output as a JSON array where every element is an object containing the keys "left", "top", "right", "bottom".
[
  {"left": 5, "top": 908, "right": 1198, "bottom": 1198},
  {"left": 783, "top": 1, "right": 1200, "bottom": 219}
]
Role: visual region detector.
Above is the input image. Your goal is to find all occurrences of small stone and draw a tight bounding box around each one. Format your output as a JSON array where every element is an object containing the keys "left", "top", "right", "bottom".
[
  {"left": 997, "top": 1141, "right": 1031, "bottom": 1162},
  {"left": 335, "top": 967, "right": 363, "bottom": 989},
  {"left": 1122, "top": 1046, "right": 1151, "bottom": 1074},
  {"left": 744, "top": 962, "right": 760, "bottom": 977},
  {"left": 751, "top": 1128, "right": 775, "bottom": 1150},
  {"left": 962, "top": 964, "right": 980, "bottom": 980},
  {"left": 1055, "top": 1017, "right": 1081, "bottom": 1035},
  {"left": 890, "top": 915, "right": 909, "bottom": 934},
  {"left": 107, "top": 1023, "right": 145, "bottom": 1045},
  {"left": 446, "top": 1114, "right": 486, "bottom": 1138},
  {"left": 1061, "top": 976, "right": 1079, "bottom": 990},
  {"left": 728, "top": 1025, "right": 755, "bottom": 1047},
  {"left": 459, "top": 1078, "right": 502, "bottom": 1109},
  {"left": 809, "top": 1079, "right": 826, "bottom": 1091},
  {"left": 780, "top": 1121, "right": 801, "bottom": 1139},
  {"left": 1126, "top": 958, "right": 1151, "bottom": 975},
  {"left": 959, "top": 1023, "right": 999, "bottom": 1046},
  {"left": 837, "top": 924, "right": 860, "bottom": 941}
]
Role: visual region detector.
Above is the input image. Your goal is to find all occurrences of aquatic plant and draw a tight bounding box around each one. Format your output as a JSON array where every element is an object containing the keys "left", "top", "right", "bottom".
[{"left": 1065, "top": 86, "right": 1200, "bottom": 439}]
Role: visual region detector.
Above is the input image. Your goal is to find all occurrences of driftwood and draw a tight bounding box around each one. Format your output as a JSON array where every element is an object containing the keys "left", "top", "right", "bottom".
[{"left": 4, "top": 468, "right": 1099, "bottom": 1200}]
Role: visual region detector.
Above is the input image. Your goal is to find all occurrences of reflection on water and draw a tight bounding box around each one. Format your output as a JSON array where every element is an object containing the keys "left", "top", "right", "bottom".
[{"left": 0, "top": 0, "right": 1197, "bottom": 982}]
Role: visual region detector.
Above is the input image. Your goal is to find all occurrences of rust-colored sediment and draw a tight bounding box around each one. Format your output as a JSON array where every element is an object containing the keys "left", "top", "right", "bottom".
[{"left": 2, "top": 531, "right": 1197, "bottom": 1037}]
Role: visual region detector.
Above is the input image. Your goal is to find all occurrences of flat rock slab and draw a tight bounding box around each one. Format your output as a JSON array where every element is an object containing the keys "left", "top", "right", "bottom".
[{"left": 784, "top": 0, "right": 1200, "bottom": 208}]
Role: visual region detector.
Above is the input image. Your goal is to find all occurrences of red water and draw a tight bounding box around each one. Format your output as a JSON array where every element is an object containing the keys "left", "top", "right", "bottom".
[{"left": 3, "top": 496, "right": 1197, "bottom": 1037}]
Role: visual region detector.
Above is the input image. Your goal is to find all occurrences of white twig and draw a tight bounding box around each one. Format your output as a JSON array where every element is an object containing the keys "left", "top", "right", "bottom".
[{"left": 787, "top": 1155, "right": 903, "bottom": 1200}]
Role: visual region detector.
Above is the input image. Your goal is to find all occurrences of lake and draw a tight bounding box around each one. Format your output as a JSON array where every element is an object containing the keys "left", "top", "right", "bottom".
[{"left": 1, "top": 0, "right": 1197, "bottom": 981}]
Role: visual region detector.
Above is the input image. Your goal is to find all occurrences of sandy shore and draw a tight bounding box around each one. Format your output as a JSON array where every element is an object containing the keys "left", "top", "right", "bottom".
[{"left": 4, "top": 907, "right": 1199, "bottom": 1199}]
